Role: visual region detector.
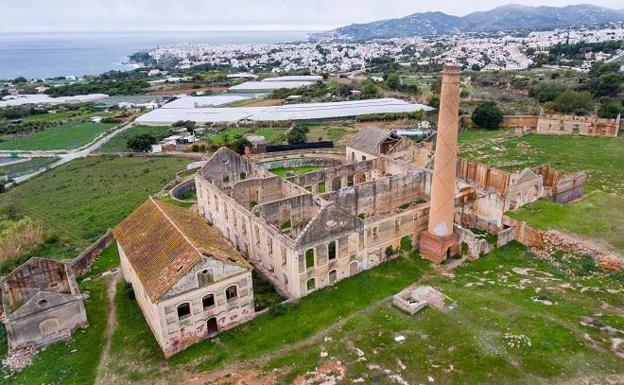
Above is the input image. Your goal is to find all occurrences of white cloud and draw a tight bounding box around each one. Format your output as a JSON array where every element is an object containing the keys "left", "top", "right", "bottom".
[{"left": 0, "top": 0, "right": 622, "bottom": 32}]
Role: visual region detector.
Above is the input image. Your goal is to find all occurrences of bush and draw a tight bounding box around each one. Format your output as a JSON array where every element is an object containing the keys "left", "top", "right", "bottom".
[
  {"left": 552, "top": 90, "right": 594, "bottom": 115},
  {"left": 286, "top": 126, "right": 309, "bottom": 144},
  {"left": 597, "top": 97, "right": 623, "bottom": 119},
  {"left": 471, "top": 101, "right": 503, "bottom": 129},
  {"left": 529, "top": 81, "right": 566, "bottom": 103},
  {"left": 127, "top": 133, "right": 157, "bottom": 152}
]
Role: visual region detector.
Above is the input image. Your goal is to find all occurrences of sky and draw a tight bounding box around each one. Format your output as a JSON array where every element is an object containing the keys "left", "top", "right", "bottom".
[{"left": 1, "top": 0, "right": 623, "bottom": 32}]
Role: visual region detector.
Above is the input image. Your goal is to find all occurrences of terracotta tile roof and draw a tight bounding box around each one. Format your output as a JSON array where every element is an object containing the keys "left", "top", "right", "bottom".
[{"left": 113, "top": 198, "right": 251, "bottom": 302}]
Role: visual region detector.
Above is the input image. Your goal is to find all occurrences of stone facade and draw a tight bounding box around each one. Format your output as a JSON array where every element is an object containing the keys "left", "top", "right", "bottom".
[
  {"left": 537, "top": 112, "right": 621, "bottom": 137},
  {"left": 114, "top": 198, "right": 255, "bottom": 357},
  {"left": 1, "top": 258, "right": 88, "bottom": 350}
]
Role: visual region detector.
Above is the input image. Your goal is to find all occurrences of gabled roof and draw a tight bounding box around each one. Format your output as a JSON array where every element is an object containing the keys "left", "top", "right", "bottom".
[
  {"left": 347, "top": 127, "right": 393, "bottom": 155},
  {"left": 113, "top": 198, "right": 251, "bottom": 302}
]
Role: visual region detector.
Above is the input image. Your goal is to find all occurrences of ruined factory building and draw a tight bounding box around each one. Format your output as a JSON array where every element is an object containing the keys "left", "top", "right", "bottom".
[
  {"left": 113, "top": 198, "right": 254, "bottom": 357},
  {"left": 1, "top": 258, "right": 88, "bottom": 350}
]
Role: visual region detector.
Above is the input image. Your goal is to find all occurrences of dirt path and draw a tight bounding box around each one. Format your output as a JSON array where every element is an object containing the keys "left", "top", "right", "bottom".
[
  {"left": 94, "top": 270, "right": 121, "bottom": 385},
  {"left": 178, "top": 274, "right": 439, "bottom": 385}
]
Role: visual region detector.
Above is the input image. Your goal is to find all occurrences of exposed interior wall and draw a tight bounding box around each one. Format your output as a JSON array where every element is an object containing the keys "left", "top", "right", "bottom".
[{"left": 537, "top": 113, "right": 620, "bottom": 137}]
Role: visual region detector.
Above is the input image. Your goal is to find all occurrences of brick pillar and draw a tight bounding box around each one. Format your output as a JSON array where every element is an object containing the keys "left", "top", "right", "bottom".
[{"left": 420, "top": 64, "right": 462, "bottom": 264}]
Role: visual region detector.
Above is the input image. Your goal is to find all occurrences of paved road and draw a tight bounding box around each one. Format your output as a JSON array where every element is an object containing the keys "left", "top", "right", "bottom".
[{"left": 7, "top": 122, "right": 134, "bottom": 185}]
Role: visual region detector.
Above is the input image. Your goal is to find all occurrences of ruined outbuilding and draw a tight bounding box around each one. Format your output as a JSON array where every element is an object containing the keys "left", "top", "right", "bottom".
[
  {"left": 537, "top": 112, "right": 621, "bottom": 137},
  {"left": 113, "top": 198, "right": 255, "bottom": 357},
  {"left": 1, "top": 258, "right": 88, "bottom": 350}
]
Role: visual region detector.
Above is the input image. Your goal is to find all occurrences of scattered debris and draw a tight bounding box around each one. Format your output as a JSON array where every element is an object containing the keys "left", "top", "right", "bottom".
[
  {"left": 2, "top": 344, "right": 37, "bottom": 373},
  {"left": 394, "top": 335, "right": 406, "bottom": 343}
]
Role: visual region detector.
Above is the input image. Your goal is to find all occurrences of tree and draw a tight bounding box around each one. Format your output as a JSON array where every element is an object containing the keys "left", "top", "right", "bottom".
[
  {"left": 552, "top": 90, "right": 594, "bottom": 115},
  {"left": 589, "top": 72, "right": 623, "bottom": 98},
  {"left": 286, "top": 126, "right": 309, "bottom": 144},
  {"left": 361, "top": 81, "right": 379, "bottom": 99},
  {"left": 384, "top": 72, "right": 401, "bottom": 90},
  {"left": 127, "top": 133, "right": 157, "bottom": 152},
  {"left": 471, "top": 101, "right": 504, "bottom": 129},
  {"left": 597, "top": 97, "right": 623, "bottom": 119},
  {"left": 528, "top": 81, "right": 566, "bottom": 103},
  {"left": 471, "top": 64, "right": 481, "bottom": 71},
  {"left": 229, "top": 138, "right": 252, "bottom": 154}
]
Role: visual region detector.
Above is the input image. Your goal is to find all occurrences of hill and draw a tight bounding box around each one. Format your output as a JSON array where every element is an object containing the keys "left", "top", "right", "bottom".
[{"left": 326, "top": 4, "right": 624, "bottom": 40}]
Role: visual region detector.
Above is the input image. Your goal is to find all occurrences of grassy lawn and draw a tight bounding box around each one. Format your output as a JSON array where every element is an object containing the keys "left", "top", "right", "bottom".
[
  {"left": 103, "top": 251, "right": 429, "bottom": 383},
  {"left": 79, "top": 242, "right": 121, "bottom": 281},
  {"left": 205, "top": 127, "right": 286, "bottom": 146},
  {"left": 0, "top": 278, "right": 108, "bottom": 385},
  {"left": 458, "top": 130, "right": 624, "bottom": 195},
  {"left": 0, "top": 123, "right": 115, "bottom": 151},
  {"left": 101, "top": 242, "right": 624, "bottom": 384},
  {"left": 0, "top": 157, "right": 58, "bottom": 178},
  {"left": 269, "top": 165, "right": 322, "bottom": 177},
  {"left": 273, "top": 243, "right": 624, "bottom": 385},
  {"left": 0, "top": 156, "right": 189, "bottom": 255},
  {"left": 98, "top": 125, "right": 173, "bottom": 153},
  {"left": 509, "top": 191, "right": 624, "bottom": 255},
  {"left": 302, "top": 122, "right": 354, "bottom": 145}
]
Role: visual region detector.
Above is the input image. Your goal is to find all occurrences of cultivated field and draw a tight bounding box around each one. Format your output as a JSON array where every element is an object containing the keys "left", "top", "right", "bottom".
[
  {"left": 0, "top": 156, "right": 189, "bottom": 263},
  {"left": 98, "top": 125, "right": 172, "bottom": 153},
  {"left": 0, "top": 122, "right": 115, "bottom": 151}
]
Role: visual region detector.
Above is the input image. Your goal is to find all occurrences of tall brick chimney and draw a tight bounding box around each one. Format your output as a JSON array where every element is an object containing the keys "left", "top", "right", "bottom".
[{"left": 419, "top": 64, "right": 462, "bottom": 264}]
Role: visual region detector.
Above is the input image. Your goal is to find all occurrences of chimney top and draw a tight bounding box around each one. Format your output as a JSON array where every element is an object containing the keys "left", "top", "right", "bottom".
[{"left": 442, "top": 64, "right": 462, "bottom": 75}]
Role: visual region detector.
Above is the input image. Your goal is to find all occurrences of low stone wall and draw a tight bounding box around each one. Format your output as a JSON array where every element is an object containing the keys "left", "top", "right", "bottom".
[
  {"left": 502, "top": 216, "right": 622, "bottom": 271},
  {"left": 70, "top": 230, "right": 114, "bottom": 276},
  {"left": 461, "top": 115, "right": 539, "bottom": 129},
  {"left": 170, "top": 179, "right": 196, "bottom": 200},
  {"left": 496, "top": 226, "right": 515, "bottom": 247}
]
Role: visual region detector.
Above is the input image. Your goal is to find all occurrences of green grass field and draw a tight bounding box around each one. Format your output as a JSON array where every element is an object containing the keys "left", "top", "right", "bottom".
[
  {"left": 458, "top": 130, "right": 624, "bottom": 195},
  {"left": 205, "top": 127, "right": 286, "bottom": 146},
  {"left": 98, "top": 125, "right": 173, "bottom": 153},
  {"left": 0, "top": 123, "right": 115, "bottom": 151},
  {"left": 509, "top": 191, "right": 624, "bottom": 255},
  {"left": 99, "top": 243, "right": 624, "bottom": 384},
  {"left": 269, "top": 165, "right": 322, "bottom": 177},
  {"left": 459, "top": 129, "right": 624, "bottom": 255},
  {"left": 0, "top": 157, "right": 58, "bottom": 178},
  {"left": 0, "top": 156, "right": 189, "bottom": 255}
]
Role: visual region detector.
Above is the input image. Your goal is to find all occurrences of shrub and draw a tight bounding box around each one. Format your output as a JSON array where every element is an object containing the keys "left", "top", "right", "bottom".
[
  {"left": 551, "top": 90, "right": 595, "bottom": 115},
  {"left": 597, "top": 97, "right": 623, "bottom": 119},
  {"left": 127, "top": 133, "right": 157, "bottom": 152},
  {"left": 471, "top": 101, "right": 503, "bottom": 129}
]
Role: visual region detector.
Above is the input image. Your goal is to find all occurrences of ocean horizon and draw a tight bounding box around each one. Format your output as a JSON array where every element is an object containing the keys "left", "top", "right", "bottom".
[{"left": 0, "top": 31, "right": 312, "bottom": 80}]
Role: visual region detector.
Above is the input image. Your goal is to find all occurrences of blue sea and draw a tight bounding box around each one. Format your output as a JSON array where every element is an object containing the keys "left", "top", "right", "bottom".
[{"left": 0, "top": 31, "right": 311, "bottom": 80}]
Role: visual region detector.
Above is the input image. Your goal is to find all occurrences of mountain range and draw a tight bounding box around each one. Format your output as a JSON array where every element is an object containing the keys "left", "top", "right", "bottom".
[{"left": 324, "top": 4, "right": 624, "bottom": 41}]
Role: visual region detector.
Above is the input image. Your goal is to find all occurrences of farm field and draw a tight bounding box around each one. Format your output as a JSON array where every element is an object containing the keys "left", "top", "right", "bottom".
[
  {"left": 98, "top": 125, "right": 172, "bottom": 152},
  {"left": 0, "top": 156, "right": 189, "bottom": 259},
  {"left": 0, "top": 157, "right": 58, "bottom": 178},
  {"left": 0, "top": 122, "right": 115, "bottom": 151}
]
